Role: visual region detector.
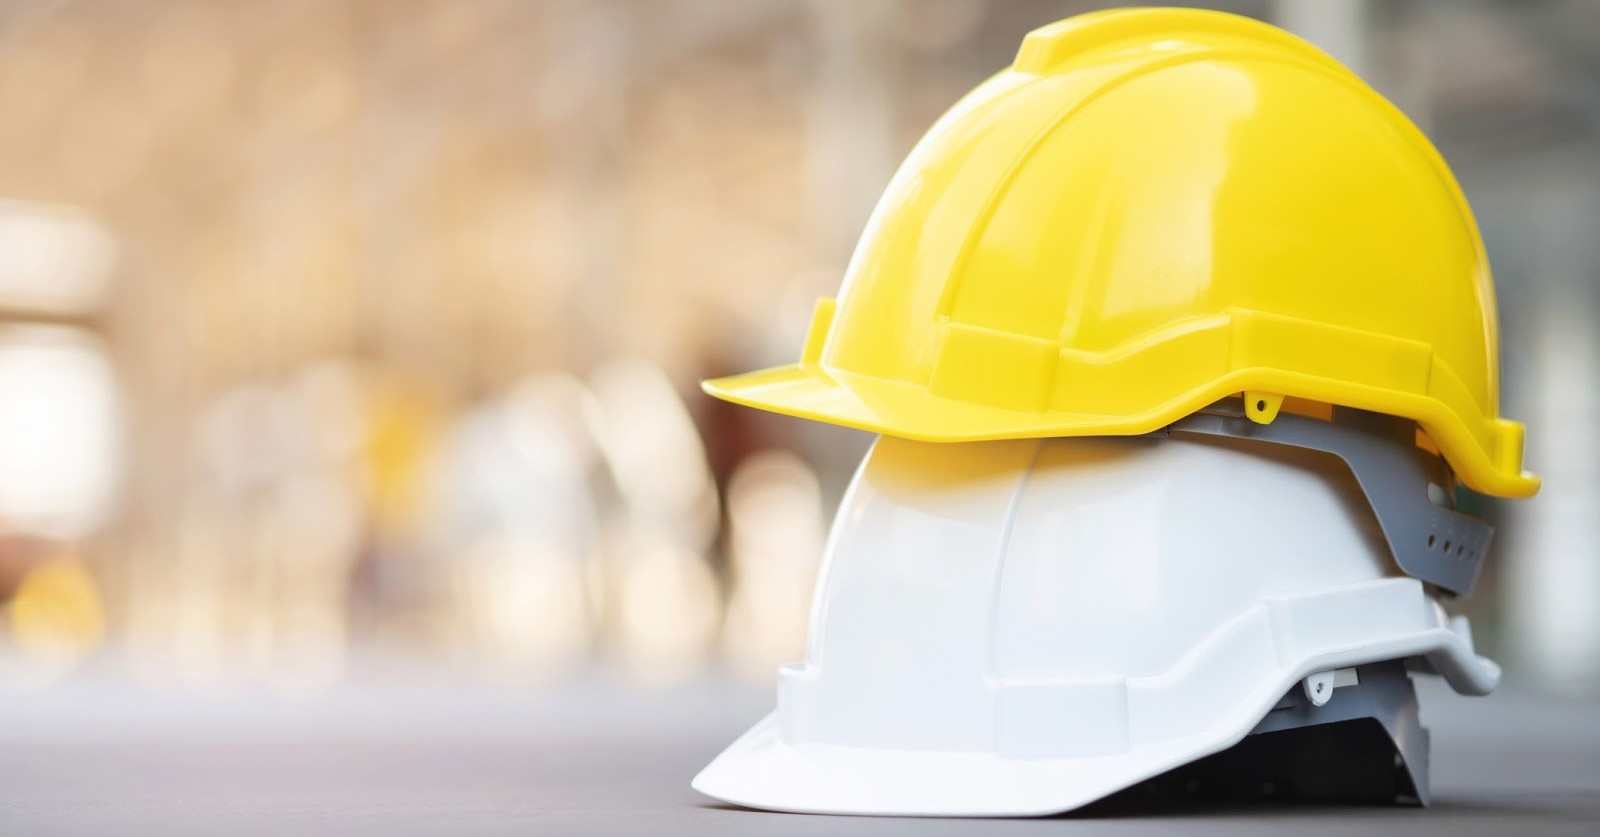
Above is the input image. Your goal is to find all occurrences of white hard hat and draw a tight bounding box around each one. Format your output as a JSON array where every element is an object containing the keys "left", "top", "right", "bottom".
[{"left": 695, "top": 406, "right": 1500, "bottom": 816}]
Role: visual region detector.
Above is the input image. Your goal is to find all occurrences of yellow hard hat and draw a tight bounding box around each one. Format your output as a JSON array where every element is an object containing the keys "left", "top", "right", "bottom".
[{"left": 704, "top": 8, "right": 1538, "bottom": 498}]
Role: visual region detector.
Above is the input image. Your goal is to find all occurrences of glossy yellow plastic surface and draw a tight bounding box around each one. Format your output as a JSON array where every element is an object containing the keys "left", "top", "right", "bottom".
[{"left": 704, "top": 8, "right": 1539, "bottom": 498}]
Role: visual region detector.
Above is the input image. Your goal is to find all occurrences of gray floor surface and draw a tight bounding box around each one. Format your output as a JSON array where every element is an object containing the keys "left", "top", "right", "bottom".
[{"left": 1, "top": 667, "right": 1597, "bottom": 836}]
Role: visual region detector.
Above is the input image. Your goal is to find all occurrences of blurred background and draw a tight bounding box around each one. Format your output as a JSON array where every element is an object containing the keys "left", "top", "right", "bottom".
[{"left": 0, "top": 0, "right": 1595, "bottom": 699}]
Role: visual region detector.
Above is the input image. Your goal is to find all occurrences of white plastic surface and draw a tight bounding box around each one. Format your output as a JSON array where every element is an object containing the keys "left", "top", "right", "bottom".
[
  {"left": 1303, "top": 670, "right": 1336, "bottom": 706},
  {"left": 693, "top": 435, "right": 1500, "bottom": 816}
]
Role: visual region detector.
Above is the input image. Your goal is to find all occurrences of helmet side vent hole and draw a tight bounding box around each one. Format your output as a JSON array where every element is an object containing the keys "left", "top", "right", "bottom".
[
  {"left": 1427, "top": 534, "right": 1436, "bottom": 549},
  {"left": 1442, "top": 539, "right": 1452, "bottom": 554}
]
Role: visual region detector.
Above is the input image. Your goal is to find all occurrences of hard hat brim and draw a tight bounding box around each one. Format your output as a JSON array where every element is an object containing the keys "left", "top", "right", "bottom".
[
  {"left": 703, "top": 362, "right": 1163, "bottom": 442},
  {"left": 693, "top": 711, "right": 1174, "bottom": 816},
  {"left": 695, "top": 630, "right": 1497, "bottom": 817},
  {"left": 694, "top": 623, "right": 1498, "bottom": 817},
  {"left": 701, "top": 362, "right": 1542, "bottom": 499}
]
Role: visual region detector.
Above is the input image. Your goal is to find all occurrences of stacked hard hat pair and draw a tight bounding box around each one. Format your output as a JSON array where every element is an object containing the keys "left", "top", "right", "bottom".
[{"left": 695, "top": 8, "right": 1539, "bottom": 816}]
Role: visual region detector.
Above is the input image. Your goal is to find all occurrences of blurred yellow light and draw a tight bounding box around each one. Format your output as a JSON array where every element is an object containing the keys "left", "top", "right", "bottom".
[{"left": 9, "top": 557, "right": 105, "bottom": 674}]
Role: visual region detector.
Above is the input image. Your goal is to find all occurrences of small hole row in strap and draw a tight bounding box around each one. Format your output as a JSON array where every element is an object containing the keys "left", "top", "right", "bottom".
[{"left": 1426, "top": 532, "right": 1480, "bottom": 562}]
